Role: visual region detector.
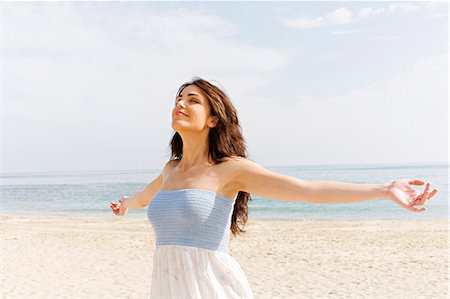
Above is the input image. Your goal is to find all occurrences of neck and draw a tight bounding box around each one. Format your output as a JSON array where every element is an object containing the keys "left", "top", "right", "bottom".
[{"left": 177, "top": 131, "right": 212, "bottom": 171}]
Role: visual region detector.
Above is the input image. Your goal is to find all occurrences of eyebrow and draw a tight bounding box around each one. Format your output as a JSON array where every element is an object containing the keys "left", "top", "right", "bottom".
[{"left": 177, "top": 93, "right": 201, "bottom": 99}]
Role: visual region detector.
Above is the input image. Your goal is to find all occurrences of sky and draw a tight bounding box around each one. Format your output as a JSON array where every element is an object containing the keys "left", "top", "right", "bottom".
[{"left": 2, "top": 1, "right": 449, "bottom": 173}]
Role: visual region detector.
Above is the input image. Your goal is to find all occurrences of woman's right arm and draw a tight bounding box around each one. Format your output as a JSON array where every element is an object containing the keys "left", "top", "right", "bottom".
[
  {"left": 110, "top": 162, "right": 171, "bottom": 215},
  {"left": 124, "top": 172, "right": 163, "bottom": 209}
]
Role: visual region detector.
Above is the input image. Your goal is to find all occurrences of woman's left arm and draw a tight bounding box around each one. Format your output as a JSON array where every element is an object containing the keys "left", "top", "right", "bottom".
[{"left": 232, "top": 159, "right": 438, "bottom": 213}]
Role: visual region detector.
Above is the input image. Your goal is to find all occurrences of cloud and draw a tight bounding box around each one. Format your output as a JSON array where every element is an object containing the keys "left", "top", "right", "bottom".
[
  {"left": 276, "top": 7, "right": 353, "bottom": 29},
  {"left": 4, "top": 2, "right": 291, "bottom": 129},
  {"left": 239, "top": 53, "right": 448, "bottom": 166},
  {"left": 356, "top": 3, "right": 419, "bottom": 18},
  {"left": 315, "top": 51, "right": 346, "bottom": 62},
  {"left": 331, "top": 29, "right": 363, "bottom": 35},
  {"left": 277, "top": 2, "right": 422, "bottom": 29},
  {"left": 369, "top": 35, "right": 401, "bottom": 41}
]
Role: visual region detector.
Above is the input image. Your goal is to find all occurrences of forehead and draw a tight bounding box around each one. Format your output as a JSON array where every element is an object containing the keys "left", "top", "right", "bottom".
[{"left": 179, "top": 84, "right": 204, "bottom": 98}]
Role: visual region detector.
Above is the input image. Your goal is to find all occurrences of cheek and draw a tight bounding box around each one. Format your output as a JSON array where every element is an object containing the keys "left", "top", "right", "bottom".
[{"left": 195, "top": 106, "right": 209, "bottom": 116}]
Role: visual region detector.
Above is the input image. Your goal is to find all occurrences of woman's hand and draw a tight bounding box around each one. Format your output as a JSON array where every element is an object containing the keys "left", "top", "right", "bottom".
[
  {"left": 385, "top": 179, "right": 438, "bottom": 213},
  {"left": 110, "top": 196, "right": 129, "bottom": 216}
]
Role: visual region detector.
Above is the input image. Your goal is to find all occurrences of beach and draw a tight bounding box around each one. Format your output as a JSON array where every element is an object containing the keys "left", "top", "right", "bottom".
[{"left": 1, "top": 215, "right": 448, "bottom": 298}]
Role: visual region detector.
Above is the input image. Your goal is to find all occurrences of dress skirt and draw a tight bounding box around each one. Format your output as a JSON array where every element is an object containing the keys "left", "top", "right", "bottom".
[{"left": 150, "top": 244, "right": 254, "bottom": 299}]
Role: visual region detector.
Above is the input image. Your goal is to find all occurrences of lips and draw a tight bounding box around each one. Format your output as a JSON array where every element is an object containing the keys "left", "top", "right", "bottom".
[{"left": 176, "top": 110, "right": 188, "bottom": 117}]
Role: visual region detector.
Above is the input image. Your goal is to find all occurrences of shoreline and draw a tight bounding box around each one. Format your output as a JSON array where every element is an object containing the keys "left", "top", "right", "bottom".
[
  {"left": 2, "top": 214, "right": 448, "bottom": 298},
  {"left": 1, "top": 212, "right": 448, "bottom": 222}
]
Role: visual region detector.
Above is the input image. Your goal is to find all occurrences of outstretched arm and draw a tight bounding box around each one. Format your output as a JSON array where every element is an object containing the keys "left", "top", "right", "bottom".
[
  {"left": 110, "top": 161, "right": 172, "bottom": 215},
  {"left": 110, "top": 173, "right": 163, "bottom": 215},
  {"left": 232, "top": 159, "right": 438, "bottom": 213}
]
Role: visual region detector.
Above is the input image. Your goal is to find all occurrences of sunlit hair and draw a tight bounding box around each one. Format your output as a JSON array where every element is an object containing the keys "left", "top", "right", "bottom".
[{"left": 168, "top": 76, "right": 252, "bottom": 238}]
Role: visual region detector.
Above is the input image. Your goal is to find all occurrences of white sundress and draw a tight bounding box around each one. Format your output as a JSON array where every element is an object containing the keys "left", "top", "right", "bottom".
[{"left": 147, "top": 189, "right": 254, "bottom": 299}]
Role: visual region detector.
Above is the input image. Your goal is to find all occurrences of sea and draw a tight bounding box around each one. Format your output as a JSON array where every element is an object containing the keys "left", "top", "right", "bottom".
[{"left": 1, "top": 162, "right": 448, "bottom": 221}]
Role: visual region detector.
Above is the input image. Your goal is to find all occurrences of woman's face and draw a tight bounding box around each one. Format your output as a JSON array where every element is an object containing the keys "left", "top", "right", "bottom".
[{"left": 171, "top": 84, "right": 217, "bottom": 133}]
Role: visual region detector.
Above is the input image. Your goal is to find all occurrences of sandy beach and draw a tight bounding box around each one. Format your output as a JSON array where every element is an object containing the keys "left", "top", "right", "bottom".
[{"left": 1, "top": 214, "right": 448, "bottom": 298}]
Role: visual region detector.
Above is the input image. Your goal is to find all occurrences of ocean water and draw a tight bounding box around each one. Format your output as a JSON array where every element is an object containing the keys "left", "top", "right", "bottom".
[{"left": 1, "top": 163, "right": 448, "bottom": 221}]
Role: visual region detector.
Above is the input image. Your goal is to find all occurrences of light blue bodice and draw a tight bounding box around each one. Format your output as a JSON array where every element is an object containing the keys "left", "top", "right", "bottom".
[{"left": 147, "top": 189, "right": 235, "bottom": 253}]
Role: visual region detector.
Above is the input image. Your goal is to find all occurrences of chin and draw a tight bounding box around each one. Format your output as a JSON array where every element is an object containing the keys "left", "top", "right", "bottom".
[{"left": 171, "top": 122, "right": 185, "bottom": 132}]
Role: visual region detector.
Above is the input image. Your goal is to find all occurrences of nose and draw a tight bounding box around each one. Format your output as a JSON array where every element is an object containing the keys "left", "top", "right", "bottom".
[{"left": 176, "top": 99, "right": 186, "bottom": 109}]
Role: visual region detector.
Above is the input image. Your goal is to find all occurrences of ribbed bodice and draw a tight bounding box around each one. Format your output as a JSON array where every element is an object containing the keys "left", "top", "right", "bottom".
[{"left": 147, "top": 189, "right": 235, "bottom": 253}]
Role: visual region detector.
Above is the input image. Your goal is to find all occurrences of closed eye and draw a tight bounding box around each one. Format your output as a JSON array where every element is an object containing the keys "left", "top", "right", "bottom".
[
  {"left": 175, "top": 98, "right": 200, "bottom": 104},
  {"left": 175, "top": 93, "right": 201, "bottom": 106}
]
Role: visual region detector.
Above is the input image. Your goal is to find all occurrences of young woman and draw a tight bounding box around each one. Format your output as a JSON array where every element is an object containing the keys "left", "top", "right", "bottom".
[{"left": 110, "top": 77, "right": 438, "bottom": 298}]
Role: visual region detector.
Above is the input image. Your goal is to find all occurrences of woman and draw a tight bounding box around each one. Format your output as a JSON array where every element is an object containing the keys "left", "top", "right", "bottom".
[{"left": 110, "top": 77, "right": 438, "bottom": 299}]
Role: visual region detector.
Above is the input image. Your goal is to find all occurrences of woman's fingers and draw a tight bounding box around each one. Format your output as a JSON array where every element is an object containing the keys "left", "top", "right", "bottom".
[
  {"left": 411, "top": 206, "right": 427, "bottom": 212},
  {"left": 403, "top": 180, "right": 437, "bottom": 212},
  {"left": 409, "top": 179, "right": 424, "bottom": 185},
  {"left": 414, "top": 184, "right": 438, "bottom": 206},
  {"left": 111, "top": 200, "right": 128, "bottom": 216},
  {"left": 110, "top": 202, "right": 121, "bottom": 214},
  {"left": 417, "top": 183, "right": 431, "bottom": 205},
  {"left": 429, "top": 189, "right": 438, "bottom": 199}
]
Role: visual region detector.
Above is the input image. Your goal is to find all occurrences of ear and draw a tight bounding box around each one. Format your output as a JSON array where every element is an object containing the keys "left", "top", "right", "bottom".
[{"left": 208, "top": 116, "right": 218, "bottom": 128}]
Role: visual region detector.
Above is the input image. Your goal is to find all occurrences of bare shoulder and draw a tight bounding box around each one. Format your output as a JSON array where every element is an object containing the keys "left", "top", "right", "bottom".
[
  {"left": 219, "top": 156, "right": 258, "bottom": 183},
  {"left": 219, "top": 156, "right": 250, "bottom": 171},
  {"left": 164, "top": 159, "right": 180, "bottom": 171},
  {"left": 221, "top": 155, "right": 249, "bottom": 164},
  {"left": 221, "top": 156, "right": 255, "bottom": 167},
  {"left": 155, "top": 160, "right": 178, "bottom": 181}
]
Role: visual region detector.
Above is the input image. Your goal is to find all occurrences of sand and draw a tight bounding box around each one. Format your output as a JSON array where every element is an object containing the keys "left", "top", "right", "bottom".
[{"left": 1, "top": 214, "right": 448, "bottom": 298}]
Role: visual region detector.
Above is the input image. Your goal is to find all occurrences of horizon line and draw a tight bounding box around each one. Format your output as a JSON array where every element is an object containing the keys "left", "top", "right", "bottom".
[{"left": 1, "top": 161, "right": 448, "bottom": 175}]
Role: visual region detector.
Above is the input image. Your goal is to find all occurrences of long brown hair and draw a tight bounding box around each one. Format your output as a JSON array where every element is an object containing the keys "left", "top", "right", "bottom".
[{"left": 168, "top": 76, "right": 251, "bottom": 238}]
